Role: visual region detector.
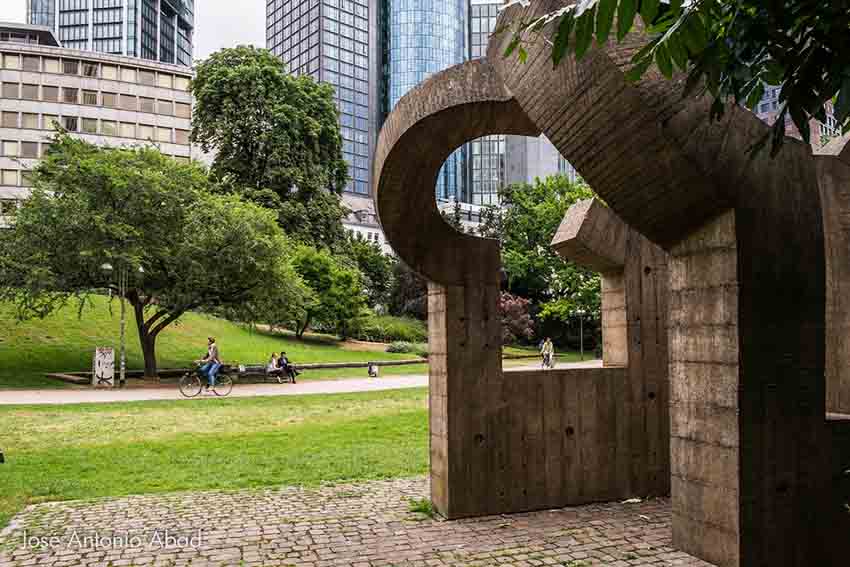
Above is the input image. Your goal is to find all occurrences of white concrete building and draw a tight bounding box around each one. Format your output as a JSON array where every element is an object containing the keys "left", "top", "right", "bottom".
[{"left": 0, "top": 23, "right": 193, "bottom": 225}]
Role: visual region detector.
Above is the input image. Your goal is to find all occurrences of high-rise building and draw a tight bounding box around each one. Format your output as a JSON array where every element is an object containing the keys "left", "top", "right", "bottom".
[
  {"left": 0, "top": 22, "right": 194, "bottom": 225},
  {"left": 27, "top": 0, "right": 194, "bottom": 67},
  {"left": 386, "top": 0, "right": 467, "bottom": 201}
]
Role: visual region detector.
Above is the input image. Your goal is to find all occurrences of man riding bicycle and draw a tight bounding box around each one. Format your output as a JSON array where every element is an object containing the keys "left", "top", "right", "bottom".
[{"left": 199, "top": 337, "right": 222, "bottom": 389}]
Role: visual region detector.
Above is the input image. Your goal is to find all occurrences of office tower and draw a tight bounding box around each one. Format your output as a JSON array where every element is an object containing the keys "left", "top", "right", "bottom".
[
  {"left": 467, "top": 0, "right": 503, "bottom": 206},
  {"left": 386, "top": 0, "right": 467, "bottom": 201},
  {"left": 26, "top": 0, "right": 195, "bottom": 67},
  {"left": 0, "top": 22, "right": 194, "bottom": 225}
]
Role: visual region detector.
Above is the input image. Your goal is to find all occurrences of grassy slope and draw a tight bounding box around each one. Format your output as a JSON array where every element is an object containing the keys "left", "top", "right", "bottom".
[
  {"left": 0, "top": 297, "right": 417, "bottom": 389},
  {"left": 0, "top": 388, "right": 429, "bottom": 529}
]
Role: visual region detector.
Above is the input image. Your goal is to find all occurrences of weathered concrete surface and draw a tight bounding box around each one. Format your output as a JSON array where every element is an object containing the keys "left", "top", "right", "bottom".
[
  {"left": 552, "top": 198, "right": 670, "bottom": 496},
  {"left": 375, "top": 0, "right": 850, "bottom": 564}
]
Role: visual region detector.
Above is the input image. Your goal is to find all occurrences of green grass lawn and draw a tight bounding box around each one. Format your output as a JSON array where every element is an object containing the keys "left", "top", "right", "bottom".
[
  {"left": 0, "top": 297, "right": 419, "bottom": 389},
  {"left": 0, "top": 388, "right": 429, "bottom": 529}
]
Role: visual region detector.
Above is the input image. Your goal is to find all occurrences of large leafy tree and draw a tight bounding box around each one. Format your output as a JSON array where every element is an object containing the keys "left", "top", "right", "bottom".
[
  {"left": 501, "top": 0, "right": 850, "bottom": 152},
  {"left": 0, "top": 135, "right": 305, "bottom": 377},
  {"left": 345, "top": 235, "right": 394, "bottom": 309},
  {"left": 478, "top": 175, "right": 600, "bottom": 325},
  {"left": 291, "top": 245, "right": 365, "bottom": 338},
  {"left": 190, "top": 46, "right": 350, "bottom": 248}
]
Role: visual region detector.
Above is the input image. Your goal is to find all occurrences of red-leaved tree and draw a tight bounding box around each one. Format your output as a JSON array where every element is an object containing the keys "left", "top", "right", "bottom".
[{"left": 500, "top": 292, "right": 534, "bottom": 346}]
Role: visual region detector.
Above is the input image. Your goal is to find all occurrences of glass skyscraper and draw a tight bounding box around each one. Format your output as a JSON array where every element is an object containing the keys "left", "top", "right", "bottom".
[
  {"left": 26, "top": 0, "right": 194, "bottom": 67},
  {"left": 267, "top": 0, "right": 376, "bottom": 195},
  {"left": 468, "top": 0, "right": 503, "bottom": 206},
  {"left": 386, "top": 0, "right": 467, "bottom": 201}
]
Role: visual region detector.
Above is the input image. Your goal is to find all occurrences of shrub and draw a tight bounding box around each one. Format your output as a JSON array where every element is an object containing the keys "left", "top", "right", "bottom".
[
  {"left": 386, "top": 341, "right": 428, "bottom": 358},
  {"left": 501, "top": 292, "right": 534, "bottom": 345},
  {"left": 349, "top": 313, "right": 427, "bottom": 343}
]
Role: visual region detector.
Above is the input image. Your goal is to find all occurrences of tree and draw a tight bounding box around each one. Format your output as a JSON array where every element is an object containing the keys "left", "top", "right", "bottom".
[
  {"left": 190, "top": 46, "right": 350, "bottom": 249},
  {"left": 478, "top": 175, "right": 601, "bottom": 326},
  {"left": 291, "top": 245, "right": 365, "bottom": 338},
  {"left": 501, "top": 0, "right": 850, "bottom": 153},
  {"left": 346, "top": 235, "right": 394, "bottom": 309},
  {"left": 0, "top": 135, "right": 305, "bottom": 377},
  {"left": 388, "top": 260, "right": 428, "bottom": 320},
  {"left": 500, "top": 292, "right": 535, "bottom": 345}
]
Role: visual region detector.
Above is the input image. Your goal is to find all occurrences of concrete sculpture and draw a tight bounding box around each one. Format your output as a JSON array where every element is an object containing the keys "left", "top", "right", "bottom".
[{"left": 373, "top": 1, "right": 850, "bottom": 565}]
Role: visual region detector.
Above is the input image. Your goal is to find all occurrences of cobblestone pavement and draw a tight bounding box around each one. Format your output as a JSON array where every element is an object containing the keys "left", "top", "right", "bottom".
[{"left": 0, "top": 477, "right": 714, "bottom": 567}]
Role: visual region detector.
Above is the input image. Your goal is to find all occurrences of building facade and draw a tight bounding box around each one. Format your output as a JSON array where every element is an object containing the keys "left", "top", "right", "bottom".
[
  {"left": 0, "top": 29, "right": 194, "bottom": 225},
  {"left": 27, "top": 0, "right": 194, "bottom": 67}
]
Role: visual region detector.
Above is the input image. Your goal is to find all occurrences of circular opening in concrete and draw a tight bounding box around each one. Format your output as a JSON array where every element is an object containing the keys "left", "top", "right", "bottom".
[
  {"left": 648, "top": 392, "right": 656, "bottom": 400},
  {"left": 565, "top": 426, "right": 575, "bottom": 436},
  {"left": 644, "top": 266, "right": 652, "bottom": 275}
]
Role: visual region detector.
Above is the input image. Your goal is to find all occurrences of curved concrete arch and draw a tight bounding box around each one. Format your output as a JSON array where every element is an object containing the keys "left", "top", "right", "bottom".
[{"left": 373, "top": 58, "right": 539, "bottom": 286}]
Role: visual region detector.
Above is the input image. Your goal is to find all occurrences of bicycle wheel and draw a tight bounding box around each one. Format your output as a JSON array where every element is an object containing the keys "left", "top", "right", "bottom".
[
  {"left": 213, "top": 374, "right": 233, "bottom": 397},
  {"left": 179, "top": 373, "right": 202, "bottom": 398}
]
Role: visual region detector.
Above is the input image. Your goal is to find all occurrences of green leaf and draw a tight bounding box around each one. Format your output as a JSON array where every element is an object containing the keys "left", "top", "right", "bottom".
[
  {"left": 834, "top": 76, "right": 850, "bottom": 124},
  {"left": 595, "top": 0, "right": 617, "bottom": 44},
  {"left": 666, "top": 33, "right": 688, "bottom": 71},
  {"left": 624, "top": 56, "right": 653, "bottom": 83},
  {"left": 655, "top": 44, "right": 673, "bottom": 78},
  {"left": 617, "top": 0, "right": 637, "bottom": 41},
  {"left": 552, "top": 12, "right": 576, "bottom": 67},
  {"left": 789, "top": 103, "right": 811, "bottom": 144},
  {"left": 504, "top": 35, "right": 521, "bottom": 58},
  {"left": 745, "top": 82, "right": 765, "bottom": 110},
  {"left": 763, "top": 60, "right": 784, "bottom": 86},
  {"left": 518, "top": 45, "right": 528, "bottom": 64},
  {"left": 640, "top": 0, "right": 660, "bottom": 24},
  {"left": 574, "top": 9, "right": 596, "bottom": 59},
  {"left": 681, "top": 13, "right": 707, "bottom": 55},
  {"left": 669, "top": 0, "right": 683, "bottom": 11}
]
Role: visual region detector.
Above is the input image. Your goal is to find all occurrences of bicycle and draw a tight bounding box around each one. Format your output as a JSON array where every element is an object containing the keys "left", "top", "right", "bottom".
[{"left": 179, "top": 363, "right": 234, "bottom": 398}]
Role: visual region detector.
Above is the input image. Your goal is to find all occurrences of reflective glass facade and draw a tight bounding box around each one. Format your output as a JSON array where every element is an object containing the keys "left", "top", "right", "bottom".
[
  {"left": 26, "top": 0, "right": 193, "bottom": 66},
  {"left": 387, "top": 0, "right": 466, "bottom": 200},
  {"left": 468, "top": 0, "right": 502, "bottom": 206},
  {"left": 267, "top": 0, "right": 374, "bottom": 196}
]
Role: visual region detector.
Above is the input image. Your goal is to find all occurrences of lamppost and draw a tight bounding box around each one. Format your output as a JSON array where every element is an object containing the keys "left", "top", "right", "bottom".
[
  {"left": 575, "top": 308, "right": 586, "bottom": 361},
  {"left": 101, "top": 263, "right": 143, "bottom": 388}
]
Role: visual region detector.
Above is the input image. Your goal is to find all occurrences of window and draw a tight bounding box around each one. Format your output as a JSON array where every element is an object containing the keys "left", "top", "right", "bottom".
[
  {"left": 102, "top": 92, "right": 118, "bottom": 107},
  {"left": 157, "top": 100, "right": 173, "bottom": 115},
  {"left": 139, "top": 97, "right": 155, "bottom": 113},
  {"left": 22, "top": 56, "right": 40, "bottom": 72},
  {"left": 40, "top": 142, "right": 52, "bottom": 156},
  {"left": 156, "top": 127, "right": 172, "bottom": 143},
  {"left": 20, "top": 171, "right": 33, "bottom": 187},
  {"left": 82, "top": 90, "right": 98, "bottom": 105},
  {"left": 63, "top": 59, "right": 79, "bottom": 75},
  {"left": 120, "top": 122, "right": 136, "bottom": 138},
  {"left": 82, "top": 62, "right": 98, "bottom": 77},
  {"left": 1, "top": 170, "right": 17, "bottom": 186},
  {"left": 21, "top": 142, "right": 38, "bottom": 158},
  {"left": 63, "top": 87, "right": 79, "bottom": 104},
  {"left": 2, "top": 83, "right": 19, "bottom": 99},
  {"left": 21, "top": 84, "right": 38, "bottom": 100},
  {"left": 1, "top": 112, "right": 17, "bottom": 128},
  {"left": 21, "top": 114, "right": 38, "bottom": 129},
  {"left": 175, "top": 76, "right": 190, "bottom": 91},
  {"left": 120, "top": 94, "right": 137, "bottom": 111},
  {"left": 121, "top": 67, "right": 136, "bottom": 82},
  {"left": 157, "top": 73, "right": 172, "bottom": 89},
  {"left": 62, "top": 116, "right": 78, "bottom": 132},
  {"left": 43, "top": 58, "right": 59, "bottom": 73},
  {"left": 102, "top": 65, "right": 118, "bottom": 80},
  {"left": 2, "top": 141, "right": 18, "bottom": 156},
  {"left": 43, "top": 115, "right": 59, "bottom": 130},
  {"left": 3, "top": 54, "right": 20, "bottom": 69},
  {"left": 42, "top": 85, "right": 58, "bottom": 101},
  {"left": 139, "top": 70, "right": 155, "bottom": 85},
  {"left": 174, "top": 129, "right": 190, "bottom": 145},
  {"left": 102, "top": 121, "right": 117, "bottom": 136},
  {"left": 139, "top": 124, "right": 154, "bottom": 140},
  {"left": 81, "top": 118, "right": 98, "bottom": 134},
  {"left": 175, "top": 102, "right": 191, "bottom": 118}
]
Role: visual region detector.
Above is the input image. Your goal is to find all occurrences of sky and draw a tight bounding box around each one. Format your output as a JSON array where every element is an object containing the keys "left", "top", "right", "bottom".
[{"left": 0, "top": 0, "right": 267, "bottom": 61}]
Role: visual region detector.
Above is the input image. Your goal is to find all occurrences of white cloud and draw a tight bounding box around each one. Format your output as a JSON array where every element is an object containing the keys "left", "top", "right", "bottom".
[{"left": 194, "top": 0, "right": 267, "bottom": 61}]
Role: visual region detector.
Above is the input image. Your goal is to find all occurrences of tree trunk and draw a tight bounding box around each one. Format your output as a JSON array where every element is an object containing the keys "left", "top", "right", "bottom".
[
  {"left": 297, "top": 314, "right": 311, "bottom": 338},
  {"left": 140, "top": 332, "right": 158, "bottom": 379}
]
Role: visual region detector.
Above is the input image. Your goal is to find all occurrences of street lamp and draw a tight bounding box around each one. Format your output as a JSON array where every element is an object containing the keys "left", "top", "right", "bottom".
[
  {"left": 575, "top": 308, "right": 586, "bottom": 361},
  {"left": 101, "top": 263, "right": 142, "bottom": 388}
]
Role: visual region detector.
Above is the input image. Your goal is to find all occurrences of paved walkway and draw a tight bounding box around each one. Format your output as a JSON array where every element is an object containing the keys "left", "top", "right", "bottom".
[
  {"left": 0, "top": 477, "right": 713, "bottom": 567},
  {"left": 0, "top": 361, "right": 602, "bottom": 406}
]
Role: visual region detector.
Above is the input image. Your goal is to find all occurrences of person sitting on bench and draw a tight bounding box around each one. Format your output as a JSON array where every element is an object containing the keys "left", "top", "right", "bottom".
[
  {"left": 278, "top": 352, "right": 298, "bottom": 383},
  {"left": 267, "top": 353, "right": 283, "bottom": 381}
]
